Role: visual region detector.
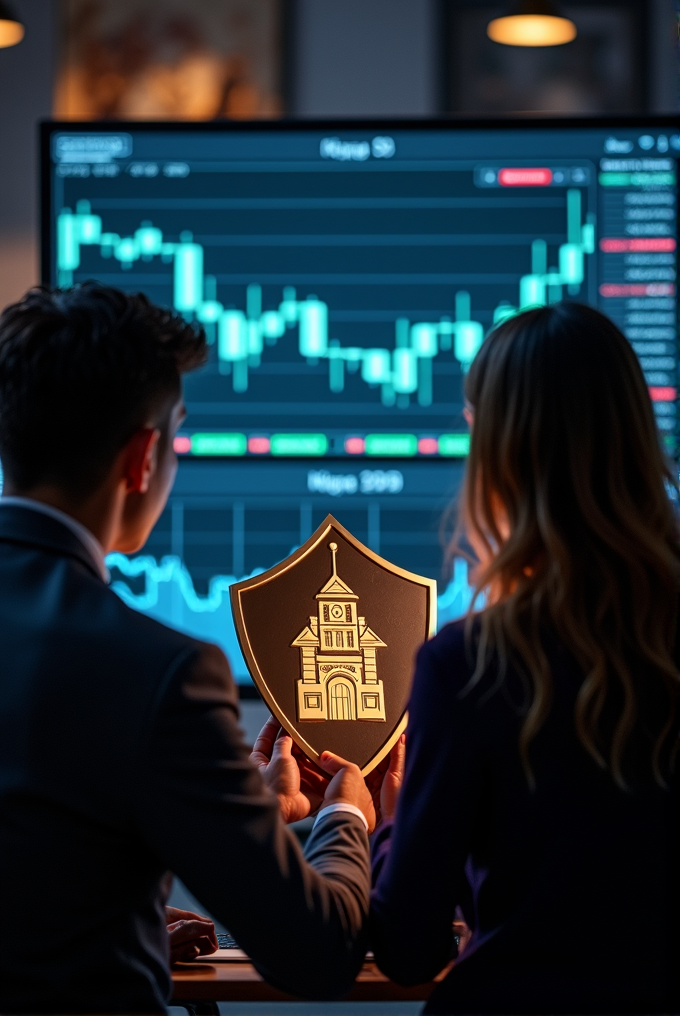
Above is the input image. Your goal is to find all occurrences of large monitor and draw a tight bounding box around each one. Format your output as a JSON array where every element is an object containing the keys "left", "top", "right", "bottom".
[{"left": 41, "top": 117, "right": 679, "bottom": 685}]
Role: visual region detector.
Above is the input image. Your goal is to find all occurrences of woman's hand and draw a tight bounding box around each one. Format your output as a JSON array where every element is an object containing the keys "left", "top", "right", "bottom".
[
  {"left": 165, "top": 907, "right": 218, "bottom": 964},
  {"left": 251, "top": 715, "right": 328, "bottom": 823},
  {"left": 365, "top": 734, "right": 406, "bottom": 826}
]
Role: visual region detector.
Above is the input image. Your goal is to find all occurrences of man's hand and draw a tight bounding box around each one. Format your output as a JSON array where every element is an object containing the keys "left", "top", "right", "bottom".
[
  {"left": 165, "top": 906, "right": 218, "bottom": 964},
  {"left": 365, "top": 734, "right": 405, "bottom": 826},
  {"left": 251, "top": 715, "right": 328, "bottom": 823},
  {"left": 317, "top": 750, "right": 377, "bottom": 833}
]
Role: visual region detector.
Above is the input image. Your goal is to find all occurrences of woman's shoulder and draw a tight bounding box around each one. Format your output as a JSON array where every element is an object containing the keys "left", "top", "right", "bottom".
[
  {"left": 407, "top": 616, "right": 500, "bottom": 743},
  {"left": 414, "top": 616, "right": 479, "bottom": 696},
  {"left": 414, "top": 612, "right": 525, "bottom": 710},
  {"left": 422, "top": 615, "right": 479, "bottom": 658}
]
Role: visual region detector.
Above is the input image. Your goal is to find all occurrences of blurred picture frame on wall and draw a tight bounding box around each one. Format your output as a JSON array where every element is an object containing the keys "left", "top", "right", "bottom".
[
  {"left": 55, "top": 0, "right": 284, "bottom": 120},
  {"left": 442, "top": 0, "right": 649, "bottom": 115}
]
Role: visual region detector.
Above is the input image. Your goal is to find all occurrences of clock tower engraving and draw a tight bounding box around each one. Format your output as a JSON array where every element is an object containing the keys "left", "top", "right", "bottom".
[{"left": 292, "top": 543, "right": 386, "bottom": 721}]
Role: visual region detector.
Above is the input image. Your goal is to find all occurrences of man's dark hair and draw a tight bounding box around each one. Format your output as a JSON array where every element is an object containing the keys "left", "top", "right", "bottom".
[{"left": 0, "top": 283, "right": 207, "bottom": 495}]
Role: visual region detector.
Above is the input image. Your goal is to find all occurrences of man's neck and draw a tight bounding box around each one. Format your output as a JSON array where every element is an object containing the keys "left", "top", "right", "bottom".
[{"left": 2, "top": 480, "right": 124, "bottom": 554}]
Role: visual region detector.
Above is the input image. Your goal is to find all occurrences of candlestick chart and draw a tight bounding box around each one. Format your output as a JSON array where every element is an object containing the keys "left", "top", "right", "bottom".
[
  {"left": 57, "top": 189, "right": 594, "bottom": 413},
  {"left": 47, "top": 122, "right": 671, "bottom": 685}
]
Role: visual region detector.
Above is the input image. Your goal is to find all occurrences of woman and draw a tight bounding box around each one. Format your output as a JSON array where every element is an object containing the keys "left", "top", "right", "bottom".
[{"left": 370, "top": 303, "right": 680, "bottom": 1015}]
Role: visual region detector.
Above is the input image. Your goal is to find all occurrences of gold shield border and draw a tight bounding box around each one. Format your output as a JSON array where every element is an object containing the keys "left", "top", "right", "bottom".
[{"left": 230, "top": 513, "right": 437, "bottom": 775}]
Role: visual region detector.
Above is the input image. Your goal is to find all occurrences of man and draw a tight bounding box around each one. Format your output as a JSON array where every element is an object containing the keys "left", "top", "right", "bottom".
[{"left": 0, "top": 284, "right": 379, "bottom": 1014}]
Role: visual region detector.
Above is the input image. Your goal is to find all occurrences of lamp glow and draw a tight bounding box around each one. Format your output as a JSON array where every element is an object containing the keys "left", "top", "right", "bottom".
[
  {"left": 487, "top": 0, "right": 576, "bottom": 47},
  {"left": 0, "top": 1, "right": 24, "bottom": 48}
]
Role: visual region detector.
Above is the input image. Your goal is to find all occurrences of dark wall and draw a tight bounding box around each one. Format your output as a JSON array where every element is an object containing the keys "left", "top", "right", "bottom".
[
  {"left": 441, "top": 0, "right": 677, "bottom": 116},
  {"left": 0, "top": 0, "right": 57, "bottom": 309}
]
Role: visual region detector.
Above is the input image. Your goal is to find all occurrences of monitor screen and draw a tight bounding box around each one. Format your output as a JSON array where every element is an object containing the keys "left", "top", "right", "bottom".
[{"left": 41, "top": 118, "right": 679, "bottom": 685}]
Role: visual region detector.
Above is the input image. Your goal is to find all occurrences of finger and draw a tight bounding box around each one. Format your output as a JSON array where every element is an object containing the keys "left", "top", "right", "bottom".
[
  {"left": 166, "top": 907, "right": 211, "bottom": 924},
  {"left": 300, "top": 768, "right": 328, "bottom": 793},
  {"left": 364, "top": 768, "right": 382, "bottom": 793},
  {"left": 179, "top": 935, "right": 214, "bottom": 956},
  {"left": 251, "top": 715, "right": 279, "bottom": 760},
  {"left": 388, "top": 735, "right": 406, "bottom": 776},
  {"left": 298, "top": 755, "right": 329, "bottom": 780},
  {"left": 195, "top": 934, "right": 219, "bottom": 955},
  {"left": 169, "top": 919, "right": 218, "bottom": 947},
  {"left": 318, "top": 750, "right": 354, "bottom": 776},
  {"left": 293, "top": 744, "right": 328, "bottom": 778},
  {"left": 178, "top": 917, "right": 218, "bottom": 951},
  {"left": 172, "top": 942, "right": 200, "bottom": 964},
  {"left": 300, "top": 764, "right": 327, "bottom": 785},
  {"left": 299, "top": 762, "right": 328, "bottom": 787}
]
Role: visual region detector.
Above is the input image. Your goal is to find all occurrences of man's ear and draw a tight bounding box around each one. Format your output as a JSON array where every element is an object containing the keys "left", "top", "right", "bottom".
[{"left": 123, "top": 427, "right": 161, "bottom": 494}]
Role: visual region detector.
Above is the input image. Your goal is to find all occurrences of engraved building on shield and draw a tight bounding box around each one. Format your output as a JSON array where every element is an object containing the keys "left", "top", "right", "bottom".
[{"left": 292, "top": 543, "right": 386, "bottom": 721}]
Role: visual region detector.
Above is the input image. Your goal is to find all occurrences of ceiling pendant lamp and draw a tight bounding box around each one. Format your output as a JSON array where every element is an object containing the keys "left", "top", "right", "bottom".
[
  {"left": 487, "top": 0, "right": 577, "bottom": 47},
  {"left": 0, "top": 1, "right": 24, "bottom": 48}
]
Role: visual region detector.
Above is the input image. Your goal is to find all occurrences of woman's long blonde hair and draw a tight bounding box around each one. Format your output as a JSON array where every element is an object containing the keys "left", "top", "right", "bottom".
[{"left": 456, "top": 302, "right": 680, "bottom": 788}]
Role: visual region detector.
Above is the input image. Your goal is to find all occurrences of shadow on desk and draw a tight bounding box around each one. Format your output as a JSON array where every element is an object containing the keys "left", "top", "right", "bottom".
[{"left": 172, "top": 960, "right": 436, "bottom": 1007}]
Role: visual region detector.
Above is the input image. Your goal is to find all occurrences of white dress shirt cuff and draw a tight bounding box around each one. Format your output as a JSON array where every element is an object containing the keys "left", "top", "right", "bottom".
[{"left": 312, "top": 802, "right": 369, "bottom": 833}]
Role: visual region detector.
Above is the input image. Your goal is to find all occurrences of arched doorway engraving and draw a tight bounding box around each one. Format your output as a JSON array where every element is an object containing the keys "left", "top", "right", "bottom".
[{"left": 328, "top": 676, "right": 355, "bottom": 720}]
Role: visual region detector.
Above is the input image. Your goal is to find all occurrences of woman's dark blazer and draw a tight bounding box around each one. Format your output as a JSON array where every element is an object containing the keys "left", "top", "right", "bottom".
[{"left": 370, "top": 618, "right": 679, "bottom": 1015}]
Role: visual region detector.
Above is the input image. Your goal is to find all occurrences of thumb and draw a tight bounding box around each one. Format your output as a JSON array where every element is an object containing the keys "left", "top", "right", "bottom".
[
  {"left": 272, "top": 733, "right": 293, "bottom": 760},
  {"left": 318, "top": 750, "right": 347, "bottom": 776}
]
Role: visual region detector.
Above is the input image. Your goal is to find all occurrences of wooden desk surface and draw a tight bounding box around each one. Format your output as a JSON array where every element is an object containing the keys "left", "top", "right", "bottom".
[{"left": 172, "top": 960, "right": 436, "bottom": 1003}]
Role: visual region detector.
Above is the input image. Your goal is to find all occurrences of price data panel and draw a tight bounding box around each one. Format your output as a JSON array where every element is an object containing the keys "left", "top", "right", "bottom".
[{"left": 43, "top": 121, "right": 679, "bottom": 681}]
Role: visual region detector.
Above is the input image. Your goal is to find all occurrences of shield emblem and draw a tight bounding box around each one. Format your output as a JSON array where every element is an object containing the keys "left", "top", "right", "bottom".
[{"left": 230, "top": 514, "right": 437, "bottom": 774}]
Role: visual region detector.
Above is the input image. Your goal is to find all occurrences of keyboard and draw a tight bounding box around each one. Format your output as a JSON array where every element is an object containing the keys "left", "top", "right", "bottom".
[
  {"left": 203, "top": 932, "right": 375, "bottom": 963},
  {"left": 217, "top": 933, "right": 239, "bottom": 950},
  {"left": 193, "top": 930, "right": 249, "bottom": 962}
]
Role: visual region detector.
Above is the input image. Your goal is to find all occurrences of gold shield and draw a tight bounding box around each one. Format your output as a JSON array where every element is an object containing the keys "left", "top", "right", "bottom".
[{"left": 230, "top": 514, "right": 437, "bottom": 774}]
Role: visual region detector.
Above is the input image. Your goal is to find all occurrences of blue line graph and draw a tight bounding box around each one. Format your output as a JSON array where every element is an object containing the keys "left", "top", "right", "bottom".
[
  {"left": 107, "top": 551, "right": 476, "bottom": 683},
  {"left": 107, "top": 551, "right": 257, "bottom": 682},
  {"left": 2, "top": 456, "right": 475, "bottom": 680},
  {"left": 0, "top": 457, "right": 477, "bottom": 679}
]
